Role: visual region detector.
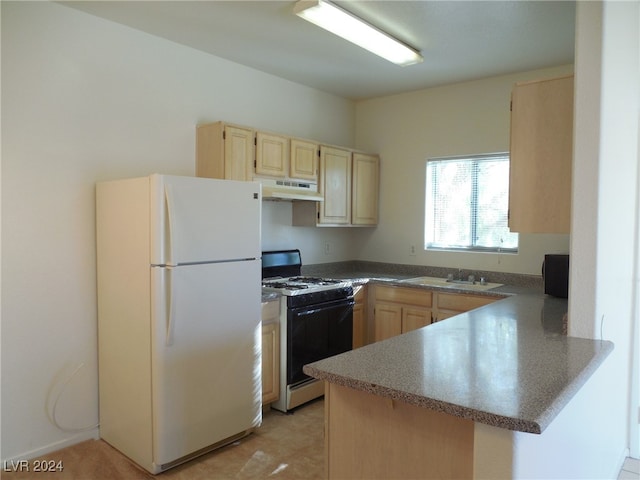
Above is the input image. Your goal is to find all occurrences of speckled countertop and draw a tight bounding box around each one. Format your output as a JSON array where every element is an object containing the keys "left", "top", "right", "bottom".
[{"left": 302, "top": 263, "right": 614, "bottom": 434}]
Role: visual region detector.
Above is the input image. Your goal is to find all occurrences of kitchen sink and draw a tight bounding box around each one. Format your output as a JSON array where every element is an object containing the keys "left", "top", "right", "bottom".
[{"left": 400, "top": 276, "right": 503, "bottom": 291}]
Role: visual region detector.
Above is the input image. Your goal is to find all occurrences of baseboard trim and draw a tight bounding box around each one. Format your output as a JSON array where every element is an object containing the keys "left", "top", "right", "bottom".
[{"left": 1, "top": 429, "right": 99, "bottom": 463}]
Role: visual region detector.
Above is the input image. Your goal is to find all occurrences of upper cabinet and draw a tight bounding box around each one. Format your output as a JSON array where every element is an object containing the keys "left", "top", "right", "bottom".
[
  {"left": 196, "top": 122, "right": 254, "bottom": 182},
  {"left": 319, "top": 146, "right": 352, "bottom": 225},
  {"left": 255, "top": 132, "right": 289, "bottom": 178},
  {"left": 197, "top": 121, "right": 320, "bottom": 184},
  {"left": 352, "top": 153, "right": 380, "bottom": 226},
  {"left": 196, "top": 121, "right": 379, "bottom": 225},
  {"left": 256, "top": 134, "right": 319, "bottom": 180},
  {"left": 292, "top": 147, "right": 380, "bottom": 227},
  {"left": 508, "top": 74, "right": 574, "bottom": 234},
  {"left": 290, "top": 139, "right": 319, "bottom": 181}
]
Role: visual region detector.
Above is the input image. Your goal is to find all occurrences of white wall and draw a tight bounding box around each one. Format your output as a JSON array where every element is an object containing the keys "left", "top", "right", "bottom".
[
  {"left": 476, "top": 3, "right": 639, "bottom": 477},
  {"left": 262, "top": 202, "right": 361, "bottom": 264},
  {"left": 353, "top": 66, "right": 574, "bottom": 275},
  {"left": 1, "top": 1, "right": 356, "bottom": 461},
  {"left": 510, "top": 2, "right": 639, "bottom": 478},
  {"left": 473, "top": 4, "right": 639, "bottom": 475},
  {"left": 572, "top": 0, "right": 639, "bottom": 467},
  {"left": 5, "top": 0, "right": 636, "bottom": 469}
]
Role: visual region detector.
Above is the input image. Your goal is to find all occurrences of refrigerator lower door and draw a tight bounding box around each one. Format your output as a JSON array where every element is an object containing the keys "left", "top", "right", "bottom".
[{"left": 151, "top": 260, "right": 262, "bottom": 470}]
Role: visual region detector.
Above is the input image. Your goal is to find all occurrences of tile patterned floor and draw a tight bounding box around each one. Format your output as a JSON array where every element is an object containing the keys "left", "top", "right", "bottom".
[
  {"left": 3, "top": 398, "right": 638, "bottom": 479},
  {"left": 2, "top": 399, "right": 324, "bottom": 480},
  {"left": 618, "top": 457, "right": 640, "bottom": 480}
]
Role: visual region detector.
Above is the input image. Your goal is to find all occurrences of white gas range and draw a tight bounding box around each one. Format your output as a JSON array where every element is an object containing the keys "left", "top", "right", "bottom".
[
  {"left": 262, "top": 276, "right": 352, "bottom": 296},
  {"left": 261, "top": 251, "right": 354, "bottom": 412}
]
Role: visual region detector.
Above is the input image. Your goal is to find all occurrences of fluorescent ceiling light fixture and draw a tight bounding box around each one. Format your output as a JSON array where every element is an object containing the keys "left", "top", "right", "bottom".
[{"left": 294, "top": 0, "right": 423, "bottom": 67}]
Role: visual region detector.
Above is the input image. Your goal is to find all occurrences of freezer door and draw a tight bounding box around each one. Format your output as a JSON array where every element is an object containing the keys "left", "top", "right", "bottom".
[
  {"left": 151, "top": 260, "right": 262, "bottom": 468},
  {"left": 150, "top": 174, "right": 261, "bottom": 266}
]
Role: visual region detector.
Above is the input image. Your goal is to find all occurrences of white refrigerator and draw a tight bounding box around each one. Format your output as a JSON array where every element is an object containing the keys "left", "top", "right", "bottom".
[{"left": 96, "top": 174, "right": 262, "bottom": 474}]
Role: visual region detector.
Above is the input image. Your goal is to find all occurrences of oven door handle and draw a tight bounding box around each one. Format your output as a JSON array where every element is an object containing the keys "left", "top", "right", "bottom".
[{"left": 292, "top": 300, "right": 354, "bottom": 317}]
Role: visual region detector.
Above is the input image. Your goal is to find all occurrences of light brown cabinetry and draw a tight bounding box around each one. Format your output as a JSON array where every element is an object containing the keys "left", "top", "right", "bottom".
[
  {"left": 402, "top": 307, "right": 433, "bottom": 332},
  {"left": 292, "top": 148, "right": 380, "bottom": 227},
  {"left": 325, "top": 383, "right": 473, "bottom": 479},
  {"left": 373, "top": 286, "right": 432, "bottom": 342},
  {"left": 255, "top": 132, "right": 289, "bottom": 178},
  {"left": 373, "top": 303, "right": 402, "bottom": 342},
  {"left": 261, "top": 300, "right": 280, "bottom": 405},
  {"left": 290, "top": 138, "right": 319, "bottom": 181},
  {"left": 197, "top": 121, "right": 379, "bottom": 221},
  {"left": 352, "top": 153, "right": 380, "bottom": 226},
  {"left": 197, "top": 122, "right": 320, "bottom": 185},
  {"left": 319, "top": 145, "right": 352, "bottom": 225},
  {"left": 256, "top": 132, "right": 321, "bottom": 182},
  {"left": 196, "top": 122, "right": 254, "bottom": 181},
  {"left": 371, "top": 285, "right": 503, "bottom": 341},
  {"left": 509, "top": 74, "right": 574, "bottom": 234},
  {"left": 352, "top": 285, "right": 367, "bottom": 349},
  {"left": 432, "top": 292, "right": 498, "bottom": 323},
  {"left": 256, "top": 133, "right": 320, "bottom": 182}
]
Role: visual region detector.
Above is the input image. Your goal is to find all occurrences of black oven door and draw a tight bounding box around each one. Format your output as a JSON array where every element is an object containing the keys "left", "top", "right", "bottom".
[{"left": 287, "top": 298, "right": 354, "bottom": 386}]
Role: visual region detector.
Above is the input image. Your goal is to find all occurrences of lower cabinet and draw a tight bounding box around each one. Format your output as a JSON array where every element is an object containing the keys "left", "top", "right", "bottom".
[
  {"left": 373, "top": 303, "right": 402, "bottom": 341},
  {"left": 373, "top": 286, "right": 432, "bottom": 342},
  {"left": 371, "top": 284, "right": 504, "bottom": 342},
  {"left": 402, "top": 307, "right": 433, "bottom": 332},
  {"left": 261, "top": 300, "right": 280, "bottom": 406},
  {"left": 352, "top": 285, "right": 367, "bottom": 349}
]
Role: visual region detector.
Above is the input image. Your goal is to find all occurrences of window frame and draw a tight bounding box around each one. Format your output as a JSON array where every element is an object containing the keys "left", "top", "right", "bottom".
[{"left": 424, "top": 153, "right": 518, "bottom": 254}]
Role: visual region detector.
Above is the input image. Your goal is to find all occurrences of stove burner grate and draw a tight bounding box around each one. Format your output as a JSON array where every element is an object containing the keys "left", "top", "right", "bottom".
[
  {"left": 286, "top": 276, "right": 342, "bottom": 285},
  {"left": 263, "top": 281, "right": 308, "bottom": 290}
]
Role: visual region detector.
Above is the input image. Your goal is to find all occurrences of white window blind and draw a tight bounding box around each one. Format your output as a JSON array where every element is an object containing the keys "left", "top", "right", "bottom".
[{"left": 425, "top": 153, "right": 518, "bottom": 252}]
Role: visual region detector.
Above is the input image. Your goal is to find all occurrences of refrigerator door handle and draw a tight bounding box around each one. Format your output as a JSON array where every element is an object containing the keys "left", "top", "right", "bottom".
[
  {"left": 164, "top": 183, "right": 175, "bottom": 267},
  {"left": 166, "top": 267, "right": 175, "bottom": 346}
]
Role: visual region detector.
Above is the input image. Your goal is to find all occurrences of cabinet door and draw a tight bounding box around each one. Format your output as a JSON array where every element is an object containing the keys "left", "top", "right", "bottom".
[
  {"left": 319, "top": 146, "right": 352, "bottom": 225},
  {"left": 352, "top": 288, "right": 367, "bottom": 349},
  {"left": 509, "top": 75, "right": 573, "bottom": 233},
  {"left": 290, "top": 139, "right": 318, "bottom": 181},
  {"left": 373, "top": 303, "right": 402, "bottom": 342},
  {"left": 261, "top": 322, "right": 280, "bottom": 405},
  {"left": 352, "top": 302, "right": 365, "bottom": 349},
  {"left": 256, "top": 132, "right": 289, "bottom": 178},
  {"left": 196, "top": 122, "right": 254, "bottom": 181},
  {"left": 196, "top": 122, "right": 224, "bottom": 179},
  {"left": 402, "top": 307, "right": 432, "bottom": 333},
  {"left": 224, "top": 125, "right": 255, "bottom": 181},
  {"left": 352, "top": 153, "right": 380, "bottom": 225}
]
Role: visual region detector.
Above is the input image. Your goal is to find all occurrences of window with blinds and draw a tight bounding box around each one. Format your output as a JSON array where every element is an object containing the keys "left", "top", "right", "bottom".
[{"left": 425, "top": 153, "right": 518, "bottom": 252}]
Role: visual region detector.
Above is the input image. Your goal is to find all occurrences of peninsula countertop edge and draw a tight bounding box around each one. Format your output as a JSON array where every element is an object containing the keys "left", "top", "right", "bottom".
[{"left": 303, "top": 279, "right": 614, "bottom": 435}]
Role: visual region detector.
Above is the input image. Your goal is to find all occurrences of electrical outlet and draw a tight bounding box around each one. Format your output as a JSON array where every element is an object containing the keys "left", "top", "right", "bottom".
[
  {"left": 410, "top": 245, "right": 416, "bottom": 256},
  {"left": 324, "top": 242, "right": 331, "bottom": 255}
]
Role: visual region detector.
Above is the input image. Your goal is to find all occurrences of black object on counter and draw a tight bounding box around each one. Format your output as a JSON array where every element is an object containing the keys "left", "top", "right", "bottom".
[{"left": 543, "top": 254, "right": 569, "bottom": 298}]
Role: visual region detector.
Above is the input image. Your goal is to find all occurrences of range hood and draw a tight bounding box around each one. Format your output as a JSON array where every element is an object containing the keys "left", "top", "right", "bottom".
[{"left": 257, "top": 177, "right": 324, "bottom": 202}]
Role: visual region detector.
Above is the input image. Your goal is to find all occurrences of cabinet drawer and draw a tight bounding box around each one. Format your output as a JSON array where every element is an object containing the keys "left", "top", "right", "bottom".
[
  {"left": 437, "top": 293, "right": 497, "bottom": 312},
  {"left": 375, "top": 286, "right": 432, "bottom": 307}
]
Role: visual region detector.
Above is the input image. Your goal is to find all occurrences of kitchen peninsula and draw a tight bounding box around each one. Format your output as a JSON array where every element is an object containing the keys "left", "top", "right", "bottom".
[{"left": 304, "top": 280, "right": 613, "bottom": 479}]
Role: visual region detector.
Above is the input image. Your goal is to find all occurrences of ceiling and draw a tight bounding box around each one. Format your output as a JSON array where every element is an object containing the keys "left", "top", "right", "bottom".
[{"left": 60, "top": 1, "right": 576, "bottom": 100}]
